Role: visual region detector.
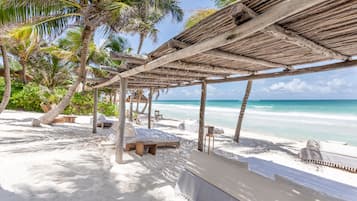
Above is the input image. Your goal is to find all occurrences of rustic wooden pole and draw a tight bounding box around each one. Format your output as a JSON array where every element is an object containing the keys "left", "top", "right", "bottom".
[
  {"left": 198, "top": 81, "right": 207, "bottom": 151},
  {"left": 92, "top": 88, "right": 98, "bottom": 134},
  {"left": 234, "top": 80, "right": 253, "bottom": 143},
  {"left": 148, "top": 88, "right": 153, "bottom": 129},
  {"left": 116, "top": 78, "right": 128, "bottom": 164},
  {"left": 129, "top": 92, "right": 133, "bottom": 122}
]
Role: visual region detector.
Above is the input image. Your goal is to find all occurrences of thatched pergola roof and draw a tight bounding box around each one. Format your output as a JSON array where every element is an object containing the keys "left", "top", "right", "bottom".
[
  {"left": 90, "top": 0, "right": 357, "bottom": 89},
  {"left": 91, "top": 0, "right": 357, "bottom": 162}
]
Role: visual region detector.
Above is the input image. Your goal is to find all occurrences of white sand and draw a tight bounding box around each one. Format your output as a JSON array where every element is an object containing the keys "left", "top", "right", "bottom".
[
  {"left": 1, "top": 110, "right": 357, "bottom": 201},
  {"left": 0, "top": 110, "right": 189, "bottom": 201}
]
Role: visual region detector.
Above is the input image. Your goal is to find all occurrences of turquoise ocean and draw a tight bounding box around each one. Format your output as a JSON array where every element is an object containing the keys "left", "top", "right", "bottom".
[{"left": 150, "top": 100, "right": 357, "bottom": 146}]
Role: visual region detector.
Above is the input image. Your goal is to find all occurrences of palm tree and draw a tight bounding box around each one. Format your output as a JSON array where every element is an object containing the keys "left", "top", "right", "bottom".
[
  {"left": 126, "top": 0, "right": 183, "bottom": 54},
  {"left": 0, "top": 44, "right": 11, "bottom": 114},
  {"left": 8, "top": 26, "right": 39, "bottom": 84},
  {"left": 29, "top": 52, "right": 72, "bottom": 89},
  {"left": 123, "top": 1, "right": 183, "bottom": 114},
  {"left": 1, "top": 0, "right": 142, "bottom": 124}
]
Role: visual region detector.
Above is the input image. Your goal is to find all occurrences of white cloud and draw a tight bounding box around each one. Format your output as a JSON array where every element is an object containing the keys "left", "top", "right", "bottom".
[
  {"left": 268, "top": 78, "right": 310, "bottom": 92},
  {"left": 265, "top": 78, "right": 350, "bottom": 94}
]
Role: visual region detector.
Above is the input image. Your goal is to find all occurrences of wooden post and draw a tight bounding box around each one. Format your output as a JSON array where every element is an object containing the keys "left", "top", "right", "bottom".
[
  {"left": 129, "top": 92, "right": 133, "bottom": 122},
  {"left": 234, "top": 80, "right": 253, "bottom": 142},
  {"left": 148, "top": 88, "right": 153, "bottom": 129},
  {"left": 92, "top": 88, "right": 98, "bottom": 133},
  {"left": 116, "top": 78, "right": 128, "bottom": 164},
  {"left": 198, "top": 81, "right": 207, "bottom": 151}
]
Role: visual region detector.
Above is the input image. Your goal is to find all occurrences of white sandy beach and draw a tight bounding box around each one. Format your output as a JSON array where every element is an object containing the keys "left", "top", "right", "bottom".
[{"left": 1, "top": 110, "right": 357, "bottom": 201}]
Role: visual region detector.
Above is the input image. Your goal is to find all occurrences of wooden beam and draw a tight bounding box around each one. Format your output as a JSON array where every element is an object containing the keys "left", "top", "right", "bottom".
[
  {"left": 166, "top": 62, "right": 249, "bottom": 75},
  {"left": 111, "top": 52, "right": 240, "bottom": 75},
  {"left": 116, "top": 78, "right": 128, "bottom": 164},
  {"left": 198, "top": 80, "right": 207, "bottom": 152},
  {"left": 234, "top": 80, "right": 252, "bottom": 142},
  {"left": 169, "top": 39, "right": 288, "bottom": 69},
  {"left": 151, "top": 68, "right": 224, "bottom": 78},
  {"left": 207, "top": 60, "right": 357, "bottom": 84},
  {"left": 238, "top": 4, "right": 349, "bottom": 61},
  {"left": 95, "top": 0, "right": 326, "bottom": 87},
  {"left": 148, "top": 88, "right": 153, "bottom": 129},
  {"left": 92, "top": 88, "right": 98, "bottom": 134},
  {"left": 111, "top": 52, "right": 147, "bottom": 64},
  {"left": 129, "top": 91, "right": 133, "bottom": 122},
  {"left": 134, "top": 73, "right": 195, "bottom": 81}
]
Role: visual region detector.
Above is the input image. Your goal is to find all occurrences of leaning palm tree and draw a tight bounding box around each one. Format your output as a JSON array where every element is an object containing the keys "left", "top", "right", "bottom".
[
  {"left": 0, "top": 42, "right": 11, "bottom": 114},
  {"left": 1, "top": 0, "right": 142, "bottom": 124}
]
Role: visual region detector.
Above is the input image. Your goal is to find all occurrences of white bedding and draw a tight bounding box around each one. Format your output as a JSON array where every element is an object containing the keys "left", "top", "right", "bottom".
[{"left": 125, "top": 128, "right": 180, "bottom": 144}]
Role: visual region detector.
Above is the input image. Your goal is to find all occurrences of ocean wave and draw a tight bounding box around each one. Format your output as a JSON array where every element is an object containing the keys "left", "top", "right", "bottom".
[{"left": 153, "top": 103, "right": 357, "bottom": 121}]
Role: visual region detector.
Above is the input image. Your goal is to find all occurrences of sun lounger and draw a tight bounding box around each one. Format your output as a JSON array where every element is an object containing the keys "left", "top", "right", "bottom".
[
  {"left": 300, "top": 140, "right": 357, "bottom": 173},
  {"left": 96, "top": 114, "right": 116, "bottom": 128},
  {"left": 176, "top": 151, "right": 340, "bottom": 201}
]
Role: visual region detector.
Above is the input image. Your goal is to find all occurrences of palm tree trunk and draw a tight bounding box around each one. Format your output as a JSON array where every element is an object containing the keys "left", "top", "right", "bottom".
[
  {"left": 0, "top": 45, "right": 11, "bottom": 114},
  {"left": 38, "top": 26, "right": 93, "bottom": 124},
  {"left": 137, "top": 33, "right": 145, "bottom": 54},
  {"left": 233, "top": 80, "right": 253, "bottom": 142},
  {"left": 20, "top": 59, "right": 27, "bottom": 84},
  {"left": 140, "top": 100, "right": 148, "bottom": 114}
]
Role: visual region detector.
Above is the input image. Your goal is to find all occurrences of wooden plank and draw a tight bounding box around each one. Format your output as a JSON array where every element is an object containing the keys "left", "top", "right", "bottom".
[
  {"left": 234, "top": 80, "right": 252, "bottom": 142},
  {"left": 169, "top": 39, "right": 288, "bottom": 69},
  {"left": 207, "top": 60, "right": 357, "bottom": 84},
  {"left": 148, "top": 88, "right": 153, "bottom": 129},
  {"left": 238, "top": 4, "right": 349, "bottom": 61},
  {"left": 151, "top": 68, "right": 224, "bottom": 78},
  {"left": 116, "top": 78, "right": 127, "bottom": 164},
  {"left": 198, "top": 81, "right": 207, "bottom": 151},
  {"left": 95, "top": 0, "right": 327, "bottom": 88},
  {"left": 166, "top": 62, "right": 249, "bottom": 75},
  {"left": 133, "top": 73, "right": 195, "bottom": 81},
  {"left": 92, "top": 88, "right": 98, "bottom": 134}
]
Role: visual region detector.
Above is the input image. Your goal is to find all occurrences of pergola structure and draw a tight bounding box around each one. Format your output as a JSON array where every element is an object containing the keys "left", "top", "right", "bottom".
[{"left": 89, "top": 0, "right": 357, "bottom": 163}]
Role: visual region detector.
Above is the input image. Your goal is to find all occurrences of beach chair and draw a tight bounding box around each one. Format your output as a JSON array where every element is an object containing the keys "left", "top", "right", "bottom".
[
  {"left": 176, "top": 151, "right": 340, "bottom": 201},
  {"left": 154, "top": 110, "right": 163, "bottom": 121},
  {"left": 96, "top": 114, "right": 116, "bottom": 128}
]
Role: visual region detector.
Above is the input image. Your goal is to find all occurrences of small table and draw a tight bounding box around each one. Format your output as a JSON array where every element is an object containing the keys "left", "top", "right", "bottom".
[
  {"left": 204, "top": 126, "right": 215, "bottom": 155},
  {"left": 135, "top": 142, "right": 157, "bottom": 156}
]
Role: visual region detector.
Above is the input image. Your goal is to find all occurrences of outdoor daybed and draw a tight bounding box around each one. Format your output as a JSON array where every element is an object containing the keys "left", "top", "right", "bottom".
[
  {"left": 105, "top": 121, "right": 180, "bottom": 151},
  {"left": 176, "top": 151, "right": 339, "bottom": 201}
]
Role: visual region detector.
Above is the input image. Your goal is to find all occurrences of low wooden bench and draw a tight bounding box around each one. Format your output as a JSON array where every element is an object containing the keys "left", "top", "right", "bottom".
[
  {"left": 52, "top": 115, "right": 77, "bottom": 124},
  {"left": 135, "top": 141, "right": 157, "bottom": 156}
]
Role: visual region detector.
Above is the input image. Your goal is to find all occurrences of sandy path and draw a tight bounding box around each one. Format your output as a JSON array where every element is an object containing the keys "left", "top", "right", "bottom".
[{"left": 0, "top": 111, "right": 187, "bottom": 201}]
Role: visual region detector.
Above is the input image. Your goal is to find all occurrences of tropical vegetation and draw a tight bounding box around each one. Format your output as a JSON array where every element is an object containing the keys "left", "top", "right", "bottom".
[{"left": 0, "top": 0, "right": 232, "bottom": 122}]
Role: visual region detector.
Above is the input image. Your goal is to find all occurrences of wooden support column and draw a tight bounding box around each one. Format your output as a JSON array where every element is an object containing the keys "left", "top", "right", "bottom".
[
  {"left": 234, "top": 80, "right": 253, "bottom": 142},
  {"left": 198, "top": 81, "right": 207, "bottom": 151},
  {"left": 148, "top": 88, "right": 153, "bottom": 129},
  {"left": 129, "top": 91, "right": 133, "bottom": 122},
  {"left": 116, "top": 78, "right": 128, "bottom": 164},
  {"left": 92, "top": 88, "right": 98, "bottom": 133}
]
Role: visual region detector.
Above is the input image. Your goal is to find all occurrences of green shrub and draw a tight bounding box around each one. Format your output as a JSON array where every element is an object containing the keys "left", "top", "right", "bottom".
[
  {"left": 98, "top": 102, "right": 118, "bottom": 117},
  {"left": 0, "top": 80, "right": 118, "bottom": 116}
]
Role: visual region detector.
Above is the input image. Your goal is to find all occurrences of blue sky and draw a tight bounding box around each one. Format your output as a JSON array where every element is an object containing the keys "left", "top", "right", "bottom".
[{"left": 99, "top": 0, "right": 357, "bottom": 100}]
